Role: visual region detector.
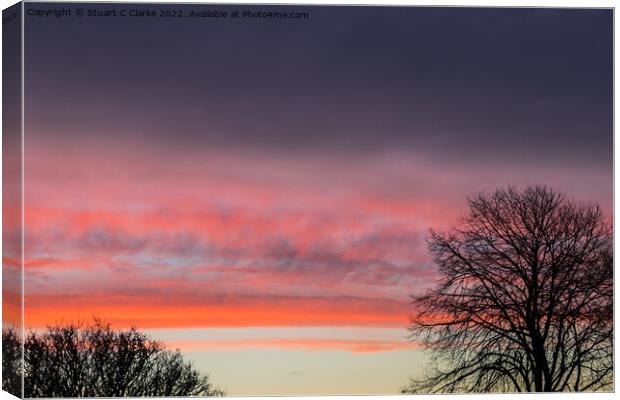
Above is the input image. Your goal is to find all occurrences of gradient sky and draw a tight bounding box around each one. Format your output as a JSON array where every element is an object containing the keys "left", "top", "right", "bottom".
[
  {"left": 18, "top": 3, "right": 613, "bottom": 395},
  {"left": 3, "top": 2, "right": 23, "bottom": 333}
]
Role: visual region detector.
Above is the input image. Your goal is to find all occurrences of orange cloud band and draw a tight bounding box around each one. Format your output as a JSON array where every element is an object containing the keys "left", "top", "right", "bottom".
[
  {"left": 165, "top": 338, "right": 420, "bottom": 353},
  {"left": 24, "top": 293, "right": 410, "bottom": 329}
]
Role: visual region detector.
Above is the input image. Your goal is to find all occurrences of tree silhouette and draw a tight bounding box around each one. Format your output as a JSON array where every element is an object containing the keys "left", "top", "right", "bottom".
[
  {"left": 405, "top": 186, "right": 612, "bottom": 393},
  {"left": 3, "top": 320, "right": 224, "bottom": 397},
  {"left": 2, "top": 327, "right": 22, "bottom": 397}
]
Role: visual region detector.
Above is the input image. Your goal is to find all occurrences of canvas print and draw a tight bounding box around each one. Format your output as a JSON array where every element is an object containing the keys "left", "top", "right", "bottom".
[{"left": 2, "top": 2, "right": 614, "bottom": 397}]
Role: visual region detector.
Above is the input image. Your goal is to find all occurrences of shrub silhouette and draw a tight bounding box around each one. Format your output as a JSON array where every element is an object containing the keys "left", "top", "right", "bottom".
[{"left": 3, "top": 320, "right": 224, "bottom": 397}]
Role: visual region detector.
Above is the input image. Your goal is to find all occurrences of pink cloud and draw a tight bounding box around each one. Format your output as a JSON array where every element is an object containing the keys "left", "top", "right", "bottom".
[{"left": 21, "top": 137, "right": 611, "bottom": 330}]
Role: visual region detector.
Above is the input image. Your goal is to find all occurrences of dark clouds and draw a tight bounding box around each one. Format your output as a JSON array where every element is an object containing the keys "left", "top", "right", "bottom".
[{"left": 24, "top": 5, "right": 612, "bottom": 168}]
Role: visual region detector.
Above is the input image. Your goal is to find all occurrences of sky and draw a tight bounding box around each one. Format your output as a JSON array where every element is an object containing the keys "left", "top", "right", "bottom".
[
  {"left": 3, "top": 1, "right": 23, "bottom": 336},
  {"left": 15, "top": 3, "right": 613, "bottom": 395}
]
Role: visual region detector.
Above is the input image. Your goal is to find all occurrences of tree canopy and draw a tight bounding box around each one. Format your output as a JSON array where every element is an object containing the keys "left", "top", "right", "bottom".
[
  {"left": 405, "top": 186, "right": 613, "bottom": 393},
  {"left": 2, "top": 320, "right": 224, "bottom": 397},
  {"left": 2, "top": 327, "right": 21, "bottom": 397}
]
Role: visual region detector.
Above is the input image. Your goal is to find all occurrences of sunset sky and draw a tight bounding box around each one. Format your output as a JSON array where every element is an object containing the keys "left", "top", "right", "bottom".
[{"left": 17, "top": 4, "right": 613, "bottom": 395}]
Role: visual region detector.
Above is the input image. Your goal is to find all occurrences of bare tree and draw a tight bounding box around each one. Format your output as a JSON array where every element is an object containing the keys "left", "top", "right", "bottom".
[
  {"left": 16, "top": 320, "right": 225, "bottom": 397},
  {"left": 405, "top": 186, "right": 612, "bottom": 393}
]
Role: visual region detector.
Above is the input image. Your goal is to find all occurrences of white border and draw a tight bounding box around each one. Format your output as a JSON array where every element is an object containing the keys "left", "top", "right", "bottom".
[{"left": 0, "top": 1, "right": 616, "bottom": 400}]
